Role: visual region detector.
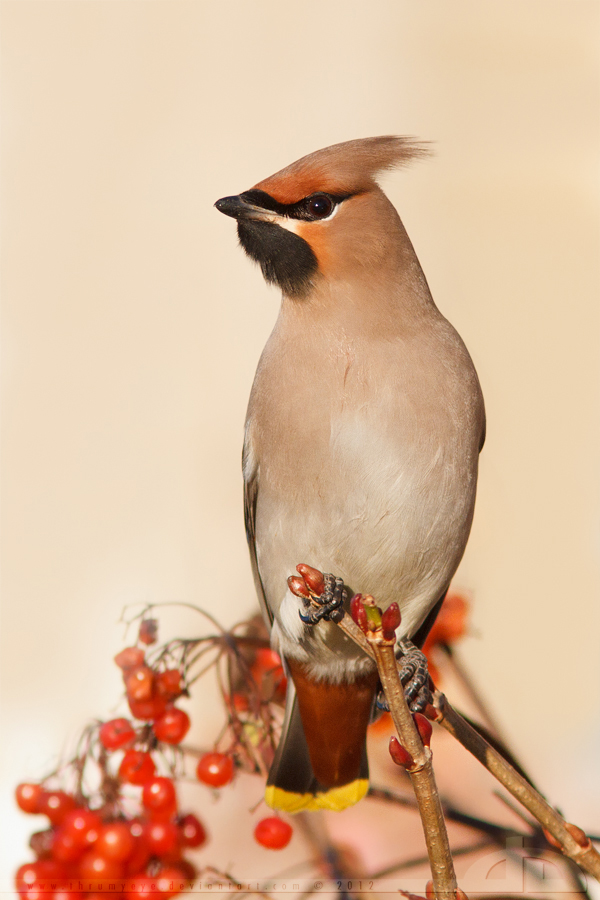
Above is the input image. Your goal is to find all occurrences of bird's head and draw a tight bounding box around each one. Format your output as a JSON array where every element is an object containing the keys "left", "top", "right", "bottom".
[{"left": 215, "top": 136, "right": 429, "bottom": 299}]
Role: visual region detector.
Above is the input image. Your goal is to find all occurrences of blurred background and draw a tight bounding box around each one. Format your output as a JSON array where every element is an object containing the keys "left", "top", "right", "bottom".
[{"left": 2, "top": 0, "right": 599, "bottom": 892}]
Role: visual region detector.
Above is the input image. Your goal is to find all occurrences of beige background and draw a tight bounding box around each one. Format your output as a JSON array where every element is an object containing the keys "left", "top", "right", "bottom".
[{"left": 2, "top": 0, "right": 599, "bottom": 889}]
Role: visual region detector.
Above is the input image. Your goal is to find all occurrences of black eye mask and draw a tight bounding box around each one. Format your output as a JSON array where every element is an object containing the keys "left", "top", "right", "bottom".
[{"left": 239, "top": 189, "right": 353, "bottom": 222}]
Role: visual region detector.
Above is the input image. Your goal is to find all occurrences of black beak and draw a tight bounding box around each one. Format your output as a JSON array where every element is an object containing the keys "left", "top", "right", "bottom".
[{"left": 215, "top": 194, "right": 260, "bottom": 220}]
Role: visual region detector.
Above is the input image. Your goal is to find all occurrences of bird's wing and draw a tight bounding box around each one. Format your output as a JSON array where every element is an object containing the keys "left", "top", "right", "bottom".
[
  {"left": 479, "top": 413, "right": 486, "bottom": 452},
  {"left": 243, "top": 452, "right": 273, "bottom": 627}
]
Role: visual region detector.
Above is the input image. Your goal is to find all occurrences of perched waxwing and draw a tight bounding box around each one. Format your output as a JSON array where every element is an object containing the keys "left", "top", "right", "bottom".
[{"left": 215, "top": 136, "right": 485, "bottom": 812}]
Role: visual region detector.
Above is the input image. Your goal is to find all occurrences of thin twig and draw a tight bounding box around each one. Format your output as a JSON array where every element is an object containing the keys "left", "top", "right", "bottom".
[
  {"left": 368, "top": 786, "right": 524, "bottom": 844},
  {"left": 433, "top": 689, "right": 600, "bottom": 880},
  {"left": 332, "top": 604, "right": 600, "bottom": 884},
  {"left": 295, "top": 812, "right": 358, "bottom": 900},
  {"left": 439, "top": 645, "right": 504, "bottom": 739},
  {"left": 492, "top": 791, "right": 539, "bottom": 831},
  {"left": 370, "top": 840, "right": 493, "bottom": 880},
  {"left": 440, "top": 646, "right": 537, "bottom": 788}
]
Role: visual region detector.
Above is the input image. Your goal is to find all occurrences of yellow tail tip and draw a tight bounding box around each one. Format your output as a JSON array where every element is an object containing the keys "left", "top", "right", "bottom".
[{"left": 265, "top": 779, "right": 369, "bottom": 813}]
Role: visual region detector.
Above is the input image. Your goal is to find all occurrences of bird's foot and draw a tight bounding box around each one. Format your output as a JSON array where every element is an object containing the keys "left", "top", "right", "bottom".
[
  {"left": 377, "top": 639, "right": 432, "bottom": 713},
  {"left": 288, "top": 565, "right": 348, "bottom": 626},
  {"left": 299, "top": 572, "right": 347, "bottom": 625}
]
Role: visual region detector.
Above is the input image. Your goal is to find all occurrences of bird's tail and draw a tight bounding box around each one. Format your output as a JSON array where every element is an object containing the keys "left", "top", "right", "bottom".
[{"left": 265, "top": 661, "right": 378, "bottom": 813}]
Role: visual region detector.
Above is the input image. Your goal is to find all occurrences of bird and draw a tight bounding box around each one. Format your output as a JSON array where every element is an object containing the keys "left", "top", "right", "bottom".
[{"left": 215, "top": 136, "right": 485, "bottom": 813}]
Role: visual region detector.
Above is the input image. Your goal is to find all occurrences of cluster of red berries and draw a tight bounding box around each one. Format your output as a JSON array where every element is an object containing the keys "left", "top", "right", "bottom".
[
  {"left": 113, "top": 642, "right": 190, "bottom": 735},
  {"left": 15, "top": 616, "right": 294, "bottom": 899},
  {"left": 15, "top": 777, "right": 204, "bottom": 900},
  {"left": 14, "top": 628, "right": 204, "bottom": 900}
]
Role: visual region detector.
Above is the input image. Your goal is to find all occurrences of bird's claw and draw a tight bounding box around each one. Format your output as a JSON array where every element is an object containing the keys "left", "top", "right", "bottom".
[
  {"left": 298, "top": 573, "right": 347, "bottom": 625},
  {"left": 376, "top": 639, "right": 432, "bottom": 713}
]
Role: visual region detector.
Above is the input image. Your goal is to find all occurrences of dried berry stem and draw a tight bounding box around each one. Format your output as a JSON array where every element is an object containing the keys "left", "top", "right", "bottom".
[
  {"left": 432, "top": 689, "right": 600, "bottom": 881},
  {"left": 370, "top": 635, "right": 458, "bottom": 900}
]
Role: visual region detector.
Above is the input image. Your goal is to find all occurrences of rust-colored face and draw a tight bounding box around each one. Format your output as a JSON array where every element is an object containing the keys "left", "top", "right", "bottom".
[
  {"left": 215, "top": 186, "right": 352, "bottom": 297},
  {"left": 215, "top": 136, "right": 428, "bottom": 298}
]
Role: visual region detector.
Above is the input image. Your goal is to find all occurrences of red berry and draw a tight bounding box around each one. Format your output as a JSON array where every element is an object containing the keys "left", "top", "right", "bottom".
[
  {"left": 16, "top": 860, "right": 67, "bottom": 899},
  {"left": 42, "top": 859, "right": 69, "bottom": 875},
  {"left": 125, "top": 851, "right": 151, "bottom": 880},
  {"left": 143, "top": 819, "right": 179, "bottom": 856},
  {"left": 138, "top": 618, "right": 158, "bottom": 645},
  {"left": 154, "top": 867, "right": 186, "bottom": 898},
  {"left": 119, "top": 749, "right": 156, "bottom": 785},
  {"left": 142, "top": 777, "right": 177, "bottom": 818},
  {"left": 128, "top": 693, "right": 168, "bottom": 721},
  {"left": 126, "top": 867, "right": 187, "bottom": 900},
  {"left": 79, "top": 849, "right": 124, "bottom": 880},
  {"left": 253, "top": 648, "right": 283, "bottom": 673},
  {"left": 99, "top": 718, "right": 136, "bottom": 750},
  {"left": 153, "top": 708, "right": 190, "bottom": 745},
  {"left": 96, "top": 821, "right": 136, "bottom": 861},
  {"left": 178, "top": 813, "right": 206, "bottom": 848},
  {"left": 19, "top": 885, "right": 49, "bottom": 900},
  {"left": 155, "top": 670, "right": 183, "bottom": 700},
  {"left": 38, "top": 790, "right": 76, "bottom": 825},
  {"left": 124, "top": 820, "right": 151, "bottom": 876},
  {"left": 86, "top": 895, "right": 122, "bottom": 900},
  {"left": 254, "top": 817, "right": 292, "bottom": 850},
  {"left": 126, "top": 875, "right": 156, "bottom": 900},
  {"left": 15, "top": 783, "right": 43, "bottom": 814},
  {"left": 169, "top": 859, "right": 197, "bottom": 880},
  {"left": 114, "top": 647, "right": 145, "bottom": 671},
  {"left": 53, "top": 891, "right": 84, "bottom": 900},
  {"left": 196, "top": 753, "right": 234, "bottom": 788},
  {"left": 52, "top": 826, "right": 85, "bottom": 863},
  {"left": 227, "top": 692, "right": 249, "bottom": 713},
  {"left": 125, "top": 666, "right": 155, "bottom": 701},
  {"left": 62, "top": 808, "right": 102, "bottom": 848},
  {"left": 422, "top": 592, "right": 469, "bottom": 649}
]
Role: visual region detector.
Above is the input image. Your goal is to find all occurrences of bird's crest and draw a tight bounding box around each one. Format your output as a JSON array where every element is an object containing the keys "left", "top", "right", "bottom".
[{"left": 254, "top": 136, "right": 430, "bottom": 205}]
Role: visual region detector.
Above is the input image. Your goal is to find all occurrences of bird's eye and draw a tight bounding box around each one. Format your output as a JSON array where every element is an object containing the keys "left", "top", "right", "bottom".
[{"left": 306, "top": 194, "right": 334, "bottom": 219}]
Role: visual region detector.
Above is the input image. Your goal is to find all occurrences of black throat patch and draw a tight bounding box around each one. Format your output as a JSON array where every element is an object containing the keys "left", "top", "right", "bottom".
[{"left": 237, "top": 219, "right": 318, "bottom": 298}]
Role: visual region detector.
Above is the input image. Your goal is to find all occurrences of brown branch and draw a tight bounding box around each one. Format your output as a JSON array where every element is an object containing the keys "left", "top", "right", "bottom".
[
  {"left": 432, "top": 689, "right": 600, "bottom": 881},
  {"left": 290, "top": 568, "right": 600, "bottom": 889},
  {"left": 288, "top": 571, "right": 461, "bottom": 900},
  {"left": 439, "top": 646, "right": 537, "bottom": 787},
  {"left": 332, "top": 603, "right": 600, "bottom": 883},
  {"left": 370, "top": 633, "right": 459, "bottom": 900}
]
